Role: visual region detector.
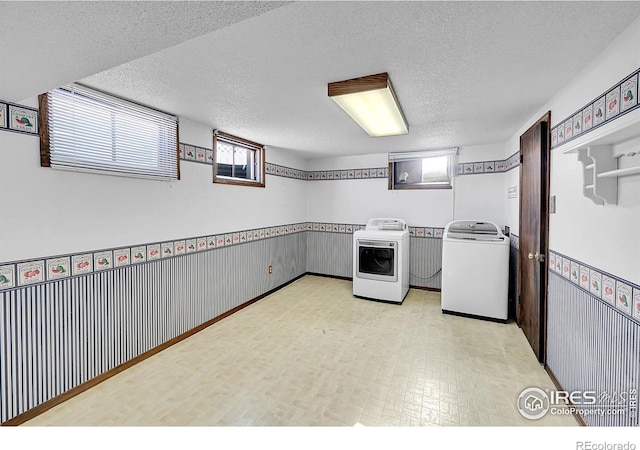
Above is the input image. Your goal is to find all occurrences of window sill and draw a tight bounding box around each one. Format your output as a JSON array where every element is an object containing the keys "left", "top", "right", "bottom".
[
  {"left": 213, "top": 176, "right": 265, "bottom": 188},
  {"left": 390, "top": 183, "right": 452, "bottom": 190}
]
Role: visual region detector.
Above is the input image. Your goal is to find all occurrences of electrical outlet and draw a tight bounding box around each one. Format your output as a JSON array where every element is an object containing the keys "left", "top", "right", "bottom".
[{"left": 268, "top": 265, "right": 273, "bottom": 274}]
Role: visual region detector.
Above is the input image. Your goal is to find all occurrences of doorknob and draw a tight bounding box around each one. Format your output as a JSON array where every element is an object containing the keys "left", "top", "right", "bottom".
[{"left": 527, "top": 252, "right": 545, "bottom": 262}]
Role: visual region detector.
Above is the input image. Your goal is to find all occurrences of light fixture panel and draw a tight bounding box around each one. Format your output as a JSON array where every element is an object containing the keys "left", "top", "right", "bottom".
[{"left": 328, "top": 73, "right": 408, "bottom": 137}]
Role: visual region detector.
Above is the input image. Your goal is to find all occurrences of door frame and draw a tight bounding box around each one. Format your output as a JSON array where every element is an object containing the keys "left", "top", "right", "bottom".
[{"left": 517, "top": 111, "right": 551, "bottom": 364}]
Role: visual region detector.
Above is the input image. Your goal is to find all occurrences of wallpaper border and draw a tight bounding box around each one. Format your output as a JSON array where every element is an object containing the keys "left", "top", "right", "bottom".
[
  {"left": 457, "top": 152, "right": 520, "bottom": 176},
  {"left": 0, "top": 222, "right": 444, "bottom": 291},
  {"left": 551, "top": 68, "right": 640, "bottom": 149},
  {"left": 549, "top": 250, "right": 640, "bottom": 324},
  {"left": 179, "top": 142, "right": 520, "bottom": 181},
  {"left": 0, "top": 102, "right": 517, "bottom": 180},
  {"left": 0, "top": 100, "right": 39, "bottom": 136}
]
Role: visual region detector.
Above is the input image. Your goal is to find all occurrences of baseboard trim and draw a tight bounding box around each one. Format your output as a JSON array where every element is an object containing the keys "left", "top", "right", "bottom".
[
  {"left": 545, "top": 365, "right": 587, "bottom": 426},
  {"left": 442, "top": 309, "right": 507, "bottom": 324},
  {"left": 410, "top": 285, "right": 441, "bottom": 292},
  {"left": 305, "top": 272, "right": 352, "bottom": 281},
  {"left": 1, "top": 272, "right": 306, "bottom": 426}
]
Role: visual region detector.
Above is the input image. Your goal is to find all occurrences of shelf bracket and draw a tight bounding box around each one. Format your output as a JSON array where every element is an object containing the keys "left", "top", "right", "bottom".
[
  {"left": 574, "top": 145, "right": 618, "bottom": 205},
  {"left": 576, "top": 148, "right": 603, "bottom": 205},
  {"left": 587, "top": 145, "right": 618, "bottom": 205}
]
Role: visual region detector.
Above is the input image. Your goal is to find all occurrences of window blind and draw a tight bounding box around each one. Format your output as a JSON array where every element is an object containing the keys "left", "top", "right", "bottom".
[
  {"left": 42, "top": 83, "right": 179, "bottom": 181},
  {"left": 388, "top": 147, "right": 459, "bottom": 162}
]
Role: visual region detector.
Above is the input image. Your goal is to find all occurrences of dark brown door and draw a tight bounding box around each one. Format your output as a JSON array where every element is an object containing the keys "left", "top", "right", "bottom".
[{"left": 518, "top": 112, "right": 551, "bottom": 363}]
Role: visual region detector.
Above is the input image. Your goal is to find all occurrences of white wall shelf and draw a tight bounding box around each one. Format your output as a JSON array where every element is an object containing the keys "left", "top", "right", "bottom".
[{"left": 560, "top": 110, "right": 640, "bottom": 206}]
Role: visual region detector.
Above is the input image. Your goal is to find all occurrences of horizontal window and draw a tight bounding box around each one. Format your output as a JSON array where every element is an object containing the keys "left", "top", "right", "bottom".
[
  {"left": 213, "top": 131, "right": 265, "bottom": 188},
  {"left": 388, "top": 149, "right": 458, "bottom": 190},
  {"left": 39, "top": 83, "right": 179, "bottom": 181}
]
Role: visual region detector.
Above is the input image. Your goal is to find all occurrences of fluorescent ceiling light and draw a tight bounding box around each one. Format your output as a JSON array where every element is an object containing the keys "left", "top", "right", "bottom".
[{"left": 328, "top": 72, "right": 408, "bottom": 137}]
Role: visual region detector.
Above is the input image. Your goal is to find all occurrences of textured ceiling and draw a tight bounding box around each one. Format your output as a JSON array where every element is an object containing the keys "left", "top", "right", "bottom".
[
  {"left": 0, "top": 1, "right": 289, "bottom": 102},
  {"left": 4, "top": 1, "right": 640, "bottom": 158}
]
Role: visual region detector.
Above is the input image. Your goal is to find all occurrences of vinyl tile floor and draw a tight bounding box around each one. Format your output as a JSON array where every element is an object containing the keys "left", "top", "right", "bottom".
[{"left": 23, "top": 275, "right": 577, "bottom": 427}]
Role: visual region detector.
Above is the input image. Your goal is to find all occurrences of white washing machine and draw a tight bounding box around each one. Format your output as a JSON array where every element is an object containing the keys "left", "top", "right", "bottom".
[
  {"left": 353, "top": 218, "right": 410, "bottom": 304},
  {"left": 441, "top": 220, "right": 509, "bottom": 322}
]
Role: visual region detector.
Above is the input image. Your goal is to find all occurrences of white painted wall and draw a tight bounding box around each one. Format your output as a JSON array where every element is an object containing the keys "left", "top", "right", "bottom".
[
  {"left": 454, "top": 144, "right": 509, "bottom": 228},
  {"left": 504, "top": 15, "right": 640, "bottom": 283},
  {"left": 453, "top": 173, "right": 506, "bottom": 228},
  {"left": 1, "top": 102, "right": 508, "bottom": 264},
  {"left": 305, "top": 152, "right": 453, "bottom": 226},
  {"left": 306, "top": 145, "right": 507, "bottom": 229},
  {"left": 306, "top": 176, "right": 454, "bottom": 227},
  {"left": 504, "top": 166, "right": 520, "bottom": 235},
  {"left": 550, "top": 114, "right": 640, "bottom": 283},
  {"left": 0, "top": 115, "right": 307, "bottom": 262}
]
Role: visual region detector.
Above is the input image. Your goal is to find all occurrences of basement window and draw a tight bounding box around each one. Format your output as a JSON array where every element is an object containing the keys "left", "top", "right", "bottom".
[
  {"left": 388, "top": 149, "right": 458, "bottom": 190},
  {"left": 213, "top": 131, "right": 265, "bottom": 187},
  {"left": 39, "top": 83, "right": 179, "bottom": 181}
]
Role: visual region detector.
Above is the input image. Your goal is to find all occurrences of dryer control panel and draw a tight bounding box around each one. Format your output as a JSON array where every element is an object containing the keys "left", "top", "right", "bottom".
[{"left": 365, "top": 218, "right": 407, "bottom": 231}]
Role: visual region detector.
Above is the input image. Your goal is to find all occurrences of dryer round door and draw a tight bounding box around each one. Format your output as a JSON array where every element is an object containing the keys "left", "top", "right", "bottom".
[{"left": 356, "top": 239, "right": 398, "bottom": 282}]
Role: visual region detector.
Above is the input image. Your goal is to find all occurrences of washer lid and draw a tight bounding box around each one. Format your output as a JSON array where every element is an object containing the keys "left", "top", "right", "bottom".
[{"left": 444, "top": 220, "right": 505, "bottom": 240}]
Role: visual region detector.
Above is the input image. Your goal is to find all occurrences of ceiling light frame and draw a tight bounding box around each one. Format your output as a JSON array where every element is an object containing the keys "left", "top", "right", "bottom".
[{"left": 328, "top": 72, "right": 408, "bottom": 137}]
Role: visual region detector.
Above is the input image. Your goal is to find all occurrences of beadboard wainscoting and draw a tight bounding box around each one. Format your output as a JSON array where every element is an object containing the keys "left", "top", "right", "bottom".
[
  {"left": 0, "top": 232, "right": 307, "bottom": 424},
  {"left": 547, "top": 266, "right": 640, "bottom": 427},
  {"left": 306, "top": 231, "right": 353, "bottom": 279},
  {"left": 408, "top": 237, "right": 443, "bottom": 290}
]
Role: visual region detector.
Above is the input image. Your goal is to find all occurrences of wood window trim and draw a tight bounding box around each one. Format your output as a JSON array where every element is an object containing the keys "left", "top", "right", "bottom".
[
  {"left": 38, "top": 93, "right": 51, "bottom": 167},
  {"left": 213, "top": 131, "right": 266, "bottom": 188},
  {"left": 389, "top": 183, "right": 453, "bottom": 191},
  {"left": 387, "top": 159, "right": 453, "bottom": 190}
]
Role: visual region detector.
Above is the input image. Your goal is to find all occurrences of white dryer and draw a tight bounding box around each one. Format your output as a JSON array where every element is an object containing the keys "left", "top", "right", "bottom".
[
  {"left": 441, "top": 220, "right": 509, "bottom": 322},
  {"left": 353, "top": 218, "right": 410, "bottom": 304}
]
